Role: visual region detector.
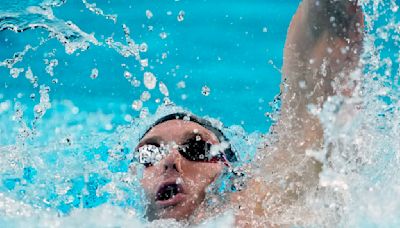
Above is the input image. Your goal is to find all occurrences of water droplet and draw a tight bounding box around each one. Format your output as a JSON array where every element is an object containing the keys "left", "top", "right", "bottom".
[
  {"left": 299, "top": 80, "right": 307, "bottom": 89},
  {"left": 163, "top": 97, "right": 172, "bottom": 105},
  {"left": 166, "top": 11, "right": 172, "bottom": 16},
  {"left": 140, "top": 59, "right": 148, "bottom": 67},
  {"left": 124, "top": 71, "right": 132, "bottom": 79},
  {"left": 159, "top": 32, "right": 168, "bottom": 39},
  {"left": 143, "top": 72, "right": 157, "bottom": 90},
  {"left": 105, "top": 123, "right": 113, "bottom": 131},
  {"left": 177, "top": 81, "right": 186, "bottom": 89},
  {"left": 139, "top": 43, "right": 148, "bottom": 52},
  {"left": 391, "top": 4, "right": 399, "bottom": 12},
  {"left": 131, "top": 78, "right": 141, "bottom": 87},
  {"left": 34, "top": 105, "right": 43, "bottom": 114},
  {"left": 177, "top": 10, "right": 185, "bottom": 22},
  {"left": 131, "top": 100, "right": 143, "bottom": 111},
  {"left": 201, "top": 86, "right": 211, "bottom": 96},
  {"left": 159, "top": 81, "right": 169, "bottom": 97},
  {"left": 10, "top": 68, "right": 24, "bottom": 78},
  {"left": 262, "top": 27, "right": 268, "bottom": 33},
  {"left": 162, "top": 52, "right": 168, "bottom": 59},
  {"left": 71, "top": 107, "right": 79, "bottom": 114},
  {"left": 90, "top": 68, "right": 99, "bottom": 79},
  {"left": 124, "top": 114, "right": 133, "bottom": 122},
  {"left": 140, "top": 91, "right": 151, "bottom": 101},
  {"left": 146, "top": 10, "right": 153, "bottom": 19},
  {"left": 140, "top": 107, "right": 149, "bottom": 118}
]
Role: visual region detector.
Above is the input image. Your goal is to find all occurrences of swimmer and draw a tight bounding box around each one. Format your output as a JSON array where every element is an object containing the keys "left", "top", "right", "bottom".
[{"left": 135, "top": 0, "right": 364, "bottom": 226}]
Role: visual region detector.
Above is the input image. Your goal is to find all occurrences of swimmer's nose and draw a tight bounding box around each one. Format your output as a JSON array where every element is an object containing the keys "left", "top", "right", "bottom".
[{"left": 160, "top": 149, "right": 183, "bottom": 173}]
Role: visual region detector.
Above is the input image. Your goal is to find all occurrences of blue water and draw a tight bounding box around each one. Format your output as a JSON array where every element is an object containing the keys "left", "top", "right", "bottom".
[
  {"left": 0, "top": 0, "right": 299, "bottom": 132},
  {"left": 1, "top": 0, "right": 400, "bottom": 226}
]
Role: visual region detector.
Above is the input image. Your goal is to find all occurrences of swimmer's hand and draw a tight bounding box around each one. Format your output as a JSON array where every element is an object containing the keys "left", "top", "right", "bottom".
[{"left": 306, "top": 0, "right": 363, "bottom": 40}]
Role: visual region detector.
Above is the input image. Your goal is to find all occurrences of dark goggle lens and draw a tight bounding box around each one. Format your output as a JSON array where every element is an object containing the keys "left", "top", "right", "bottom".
[{"left": 178, "top": 138, "right": 213, "bottom": 162}]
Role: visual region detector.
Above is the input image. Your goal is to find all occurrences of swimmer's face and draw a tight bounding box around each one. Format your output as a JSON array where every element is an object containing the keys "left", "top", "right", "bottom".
[{"left": 136, "top": 119, "right": 224, "bottom": 221}]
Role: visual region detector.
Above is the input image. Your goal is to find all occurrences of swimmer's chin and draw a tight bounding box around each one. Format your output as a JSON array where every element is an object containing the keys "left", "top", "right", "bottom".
[{"left": 160, "top": 204, "right": 195, "bottom": 221}]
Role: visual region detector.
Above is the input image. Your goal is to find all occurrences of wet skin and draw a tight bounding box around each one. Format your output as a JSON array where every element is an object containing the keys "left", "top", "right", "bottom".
[{"left": 137, "top": 119, "right": 224, "bottom": 221}]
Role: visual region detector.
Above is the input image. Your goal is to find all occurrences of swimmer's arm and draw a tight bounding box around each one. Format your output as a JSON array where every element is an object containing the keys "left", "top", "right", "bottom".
[
  {"left": 279, "top": 0, "right": 364, "bottom": 137},
  {"left": 276, "top": 0, "right": 364, "bottom": 155},
  {"left": 231, "top": 1, "right": 364, "bottom": 224}
]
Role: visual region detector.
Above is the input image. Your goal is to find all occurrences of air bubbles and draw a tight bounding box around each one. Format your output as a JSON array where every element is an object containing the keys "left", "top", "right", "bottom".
[
  {"left": 177, "top": 10, "right": 185, "bottom": 22},
  {"left": 201, "top": 85, "right": 211, "bottom": 96},
  {"left": 90, "top": 68, "right": 99, "bottom": 79},
  {"left": 143, "top": 72, "right": 157, "bottom": 89}
]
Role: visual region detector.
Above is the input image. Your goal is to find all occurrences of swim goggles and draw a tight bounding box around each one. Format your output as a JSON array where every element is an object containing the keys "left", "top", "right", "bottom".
[{"left": 136, "top": 136, "right": 229, "bottom": 167}]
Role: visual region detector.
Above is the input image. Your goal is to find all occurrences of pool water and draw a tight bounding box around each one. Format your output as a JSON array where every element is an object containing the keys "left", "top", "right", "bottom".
[
  {"left": 0, "top": 0, "right": 400, "bottom": 227},
  {"left": 0, "top": 0, "right": 298, "bottom": 132}
]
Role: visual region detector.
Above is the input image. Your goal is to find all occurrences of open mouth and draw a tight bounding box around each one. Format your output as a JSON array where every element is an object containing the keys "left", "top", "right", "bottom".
[
  {"left": 155, "top": 181, "right": 186, "bottom": 207},
  {"left": 156, "top": 183, "right": 183, "bottom": 201}
]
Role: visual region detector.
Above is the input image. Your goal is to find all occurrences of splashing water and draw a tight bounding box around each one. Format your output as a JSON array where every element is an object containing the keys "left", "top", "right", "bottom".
[{"left": 0, "top": 0, "right": 399, "bottom": 227}]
